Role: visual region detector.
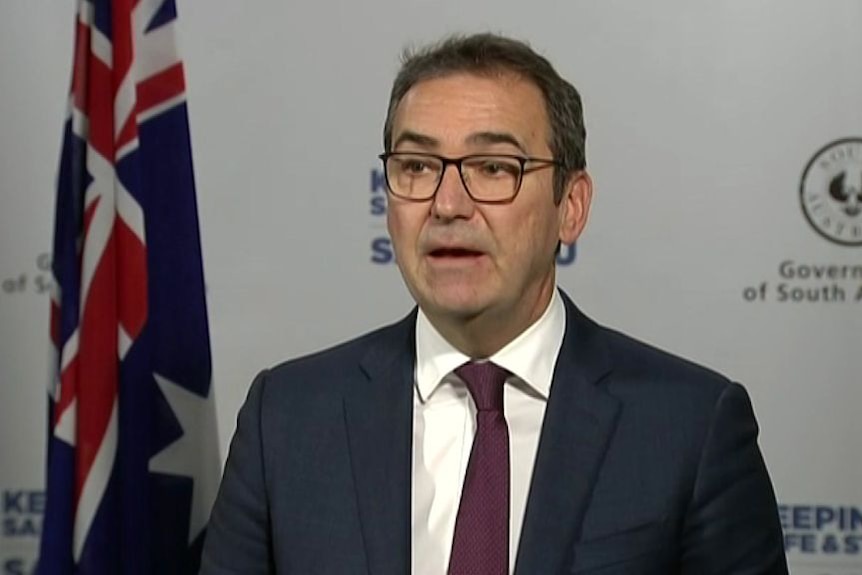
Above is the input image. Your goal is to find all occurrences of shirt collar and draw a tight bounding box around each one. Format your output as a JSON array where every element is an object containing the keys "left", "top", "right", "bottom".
[{"left": 415, "top": 288, "right": 566, "bottom": 402}]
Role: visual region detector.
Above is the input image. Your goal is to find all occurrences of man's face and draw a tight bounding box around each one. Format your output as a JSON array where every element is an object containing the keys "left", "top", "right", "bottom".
[{"left": 387, "top": 72, "right": 591, "bottom": 345}]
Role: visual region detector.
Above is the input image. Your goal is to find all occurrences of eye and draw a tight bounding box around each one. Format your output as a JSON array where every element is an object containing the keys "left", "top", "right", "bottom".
[
  {"left": 391, "top": 155, "right": 440, "bottom": 178},
  {"left": 401, "top": 159, "right": 428, "bottom": 174},
  {"left": 475, "top": 158, "right": 520, "bottom": 178}
]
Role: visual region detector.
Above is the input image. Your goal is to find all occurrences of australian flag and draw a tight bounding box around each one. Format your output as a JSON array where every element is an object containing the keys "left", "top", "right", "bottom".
[{"left": 40, "top": 1, "right": 219, "bottom": 573}]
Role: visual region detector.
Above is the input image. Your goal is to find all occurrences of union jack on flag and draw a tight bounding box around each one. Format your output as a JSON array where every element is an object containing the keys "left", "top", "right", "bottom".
[{"left": 40, "top": 1, "right": 219, "bottom": 573}]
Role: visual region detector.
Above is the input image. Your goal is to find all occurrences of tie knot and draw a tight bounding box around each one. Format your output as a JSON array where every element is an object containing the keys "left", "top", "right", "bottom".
[{"left": 455, "top": 361, "right": 509, "bottom": 412}]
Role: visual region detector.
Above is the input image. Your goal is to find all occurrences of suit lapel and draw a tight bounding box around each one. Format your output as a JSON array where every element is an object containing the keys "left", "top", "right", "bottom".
[
  {"left": 514, "top": 295, "right": 620, "bottom": 574},
  {"left": 344, "top": 312, "right": 416, "bottom": 575}
]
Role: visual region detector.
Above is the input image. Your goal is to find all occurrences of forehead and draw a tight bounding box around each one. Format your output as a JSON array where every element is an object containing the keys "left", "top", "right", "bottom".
[{"left": 391, "top": 72, "right": 550, "bottom": 152}]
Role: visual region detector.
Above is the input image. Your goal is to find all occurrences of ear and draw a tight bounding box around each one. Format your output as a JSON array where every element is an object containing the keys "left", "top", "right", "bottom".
[{"left": 558, "top": 170, "right": 593, "bottom": 245}]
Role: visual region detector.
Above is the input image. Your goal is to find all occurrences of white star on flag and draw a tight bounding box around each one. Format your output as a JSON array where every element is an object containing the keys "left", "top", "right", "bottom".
[{"left": 149, "top": 372, "right": 221, "bottom": 544}]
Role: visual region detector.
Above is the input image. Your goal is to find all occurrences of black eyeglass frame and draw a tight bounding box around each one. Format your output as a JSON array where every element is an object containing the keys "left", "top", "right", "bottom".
[{"left": 378, "top": 152, "right": 563, "bottom": 204}]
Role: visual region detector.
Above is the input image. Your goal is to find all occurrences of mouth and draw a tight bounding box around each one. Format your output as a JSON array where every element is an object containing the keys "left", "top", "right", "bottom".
[{"left": 429, "top": 247, "right": 484, "bottom": 259}]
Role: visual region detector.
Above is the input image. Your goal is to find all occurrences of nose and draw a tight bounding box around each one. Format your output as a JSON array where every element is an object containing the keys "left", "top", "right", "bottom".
[{"left": 431, "top": 163, "right": 475, "bottom": 220}]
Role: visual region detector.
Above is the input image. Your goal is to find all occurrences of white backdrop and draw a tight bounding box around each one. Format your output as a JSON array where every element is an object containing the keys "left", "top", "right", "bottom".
[{"left": 2, "top": 1, "right": 861, "bottom": 573}]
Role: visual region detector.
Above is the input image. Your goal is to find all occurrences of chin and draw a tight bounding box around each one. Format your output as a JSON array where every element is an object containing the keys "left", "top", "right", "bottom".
[{"left": 420, "top": 291, "right": 492, "bottom": 321}]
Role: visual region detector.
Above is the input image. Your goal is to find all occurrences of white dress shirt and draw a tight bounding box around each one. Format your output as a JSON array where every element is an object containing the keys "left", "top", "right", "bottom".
[{"left": 411, "top": 289, "right": 566, "bottom": 574}]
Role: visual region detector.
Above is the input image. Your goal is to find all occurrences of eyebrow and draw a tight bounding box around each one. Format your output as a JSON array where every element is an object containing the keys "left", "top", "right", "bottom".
[
  {"left": 391, "top": 130, "right": 528, "bottom": 155},
  {"left": 465, "top": 131, "right": 527, "bottom": 154},
  {"left": 392, "top": 131, "right": 439, "bottom": 150}
]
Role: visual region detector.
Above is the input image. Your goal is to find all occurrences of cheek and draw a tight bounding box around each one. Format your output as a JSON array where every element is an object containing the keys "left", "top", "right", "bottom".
[
  {"left": 387, "top": 206, "right": 422, "bottom": 253},
  {"left": 386, "top": 206, "right": 404, "bottom": 239},
  {"left": 498, "top": 209, "right": 558, "bottom": 263}
]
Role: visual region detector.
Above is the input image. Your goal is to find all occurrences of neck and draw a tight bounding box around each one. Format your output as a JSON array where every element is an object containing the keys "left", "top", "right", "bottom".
[{"left": 427, "top": 280, "right": 556, "bottom": 358}]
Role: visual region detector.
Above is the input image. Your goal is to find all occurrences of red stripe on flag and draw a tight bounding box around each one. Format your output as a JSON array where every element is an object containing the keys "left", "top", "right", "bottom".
[
  {"left": 54, "top": 358, "right": 78, "bottom": 428},
  {"left": 86, "top": 54, "right": 114, "bottom": 162},
  {"left": 112, "top": 0, "right": 136, "bottom": 157},
  {"left": 112, "top": 0, "right": 134, "bottom": 100},
  {"left": 74, "top": 231, "right": 118, "bottom": 503},
  {"left": 137, "top": 63, "right": 185, "bottom": 114},
  {"left": 71, "top": 21, "right": 90, "bottom": 111},
  {"left": 117, "top": 218, "right": 148, "bottom": 340},
  {"left": 83, "top": 196, "right": 101, "bottom": 238}
]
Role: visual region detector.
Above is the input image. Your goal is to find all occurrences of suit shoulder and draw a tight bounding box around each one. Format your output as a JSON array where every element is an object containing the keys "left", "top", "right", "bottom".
[
  {"left": 259, "top": 312, "right": 414, "bottom": 395},
  {"left": 561, "top": 292, "right": 732, "bottom": 400},
  {"left": 597, "top": 324, "right": 733, "bottom": 401}
]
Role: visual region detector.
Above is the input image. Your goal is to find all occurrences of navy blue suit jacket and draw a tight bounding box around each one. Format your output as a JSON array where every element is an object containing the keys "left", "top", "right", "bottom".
[{"left": 200, "top": 294, "right": 787, "bottom": 574}]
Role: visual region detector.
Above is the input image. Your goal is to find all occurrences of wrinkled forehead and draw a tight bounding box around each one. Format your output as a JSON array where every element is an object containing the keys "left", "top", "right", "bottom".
[{"left": 391, "top": 71, "right": 552, "bottom": 153}]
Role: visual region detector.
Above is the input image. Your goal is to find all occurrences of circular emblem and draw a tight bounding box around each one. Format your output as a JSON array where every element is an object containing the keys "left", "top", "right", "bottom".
[{"left": 800, "top": 138, "right": 862, "bottom": 246}]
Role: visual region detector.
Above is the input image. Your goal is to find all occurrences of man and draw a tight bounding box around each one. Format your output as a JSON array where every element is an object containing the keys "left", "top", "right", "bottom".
[{"left": 201, "top": 34, "right": 787, "bottom": 574}]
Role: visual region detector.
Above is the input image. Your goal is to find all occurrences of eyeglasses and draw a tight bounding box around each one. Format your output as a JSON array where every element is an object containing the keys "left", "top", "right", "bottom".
[{"left": 378, "top": 152, "right": 561, "bottom": 204}]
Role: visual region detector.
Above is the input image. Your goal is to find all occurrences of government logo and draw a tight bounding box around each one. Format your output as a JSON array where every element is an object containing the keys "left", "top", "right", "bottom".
[{"left": 800, "top": 138, "right": 862, "bottom": 246}]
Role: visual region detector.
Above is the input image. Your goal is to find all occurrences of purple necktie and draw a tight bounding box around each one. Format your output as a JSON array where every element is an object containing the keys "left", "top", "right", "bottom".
[{"left": 448, "top": 361, "right": 511, "bottom": 575}]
